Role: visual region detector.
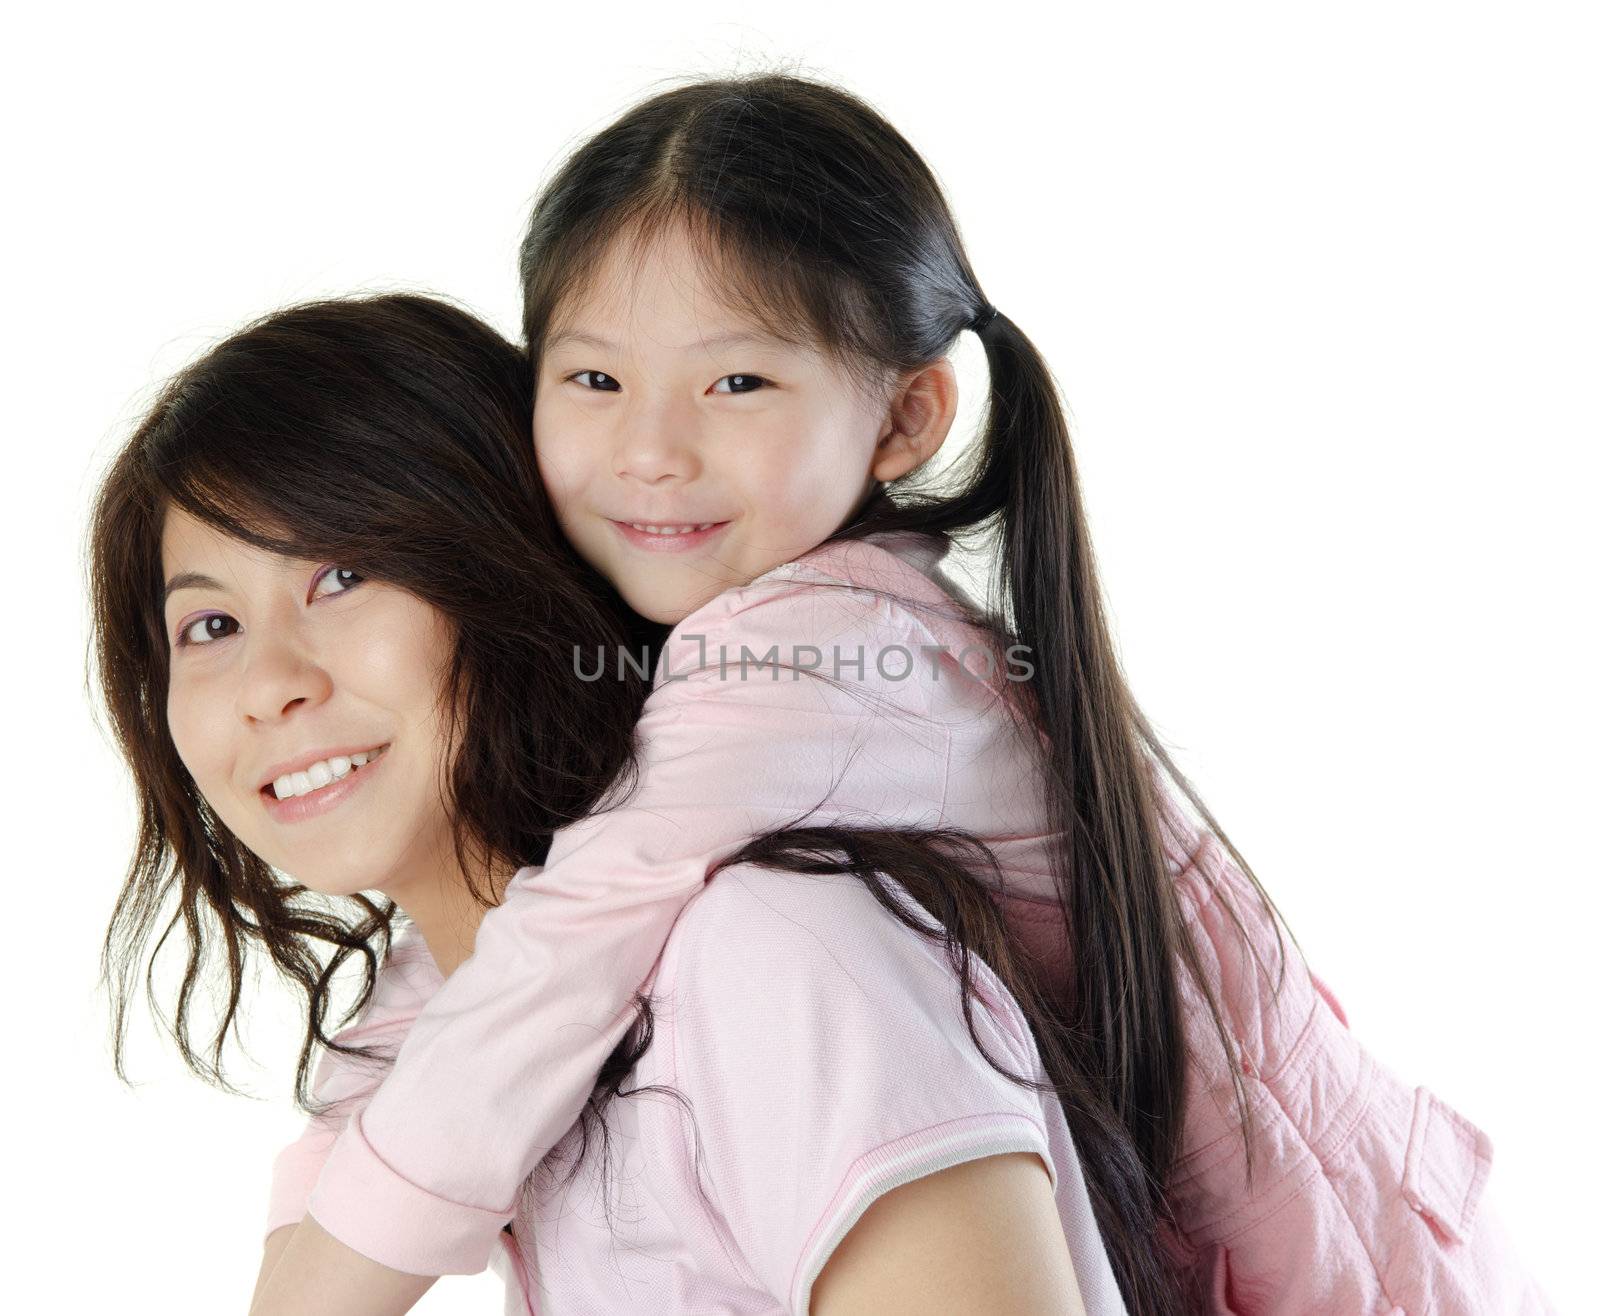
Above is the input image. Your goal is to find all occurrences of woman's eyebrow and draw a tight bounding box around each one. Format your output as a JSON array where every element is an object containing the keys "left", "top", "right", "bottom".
[{"left": 163, "top": 571, "right": 226, "bottom": 604}]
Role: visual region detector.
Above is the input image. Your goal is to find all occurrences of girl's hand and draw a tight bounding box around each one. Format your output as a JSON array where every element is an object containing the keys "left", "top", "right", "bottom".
[{"left": 246, "top": 1215, "right": 437, "bottom": 1316}]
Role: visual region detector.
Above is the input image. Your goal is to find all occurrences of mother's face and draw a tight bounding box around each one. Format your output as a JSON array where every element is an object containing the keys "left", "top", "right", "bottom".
[{"left": 159, "top": 506, "right": 458, "bottom": 902}]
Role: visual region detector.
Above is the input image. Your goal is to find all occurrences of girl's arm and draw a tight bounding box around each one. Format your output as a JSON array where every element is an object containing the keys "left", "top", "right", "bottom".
[
  {"left": 249, "top": 1226, "right": 295, "bottom": 1311},
  {"left": 810, "top": 1152, "right": 1087, "bottom": 1316},
  {"left": 249, "top": 1220, "right": 435, "bottom": 1315},
  {"left": 283, "top": 576, "right": 951, "bottom": 1306}
]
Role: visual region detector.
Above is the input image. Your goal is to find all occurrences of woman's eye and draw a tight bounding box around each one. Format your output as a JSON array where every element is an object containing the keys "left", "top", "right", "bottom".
[
  {"left": 177, "top": 614, "right": 238, "bottom": 648},
  {"left": 711, "top": 374, "right": 768, "bottom": 395},
  {"left": 312, "top": 566, "right": 365, "bottom": 599},
  {"left": 571, "top": 370, "right": 621, "bottom": 392}
]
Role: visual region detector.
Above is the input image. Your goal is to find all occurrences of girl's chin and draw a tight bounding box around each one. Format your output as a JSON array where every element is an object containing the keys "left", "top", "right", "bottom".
[{"left": 623, "top": 572, "right": 745, "bottom": 625}]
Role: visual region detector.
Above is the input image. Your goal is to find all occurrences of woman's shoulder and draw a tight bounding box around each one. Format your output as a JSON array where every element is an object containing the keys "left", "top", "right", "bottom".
[
  {"left": 656, "top": 862, "right": 1041, "bottom": 1093},
  {"left": 330, "top": 923, "right": 444, "bottom": 1039},
  {"left": 636, "top": 862, "right": 1069, "bottom": 1313},
  {"left": 299, "top": 925, "right": 445, "bottom": 1110}
]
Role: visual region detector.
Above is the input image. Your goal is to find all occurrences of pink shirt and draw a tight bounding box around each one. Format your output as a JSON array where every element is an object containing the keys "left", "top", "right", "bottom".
[
  {"left": 268, "top": 864, "right": 1128, "bottom": 1314},
  {"left": 292, "top": 525, "right": 1555, "bottom": 1310},
  {"left": 305, "top": 529, "right": 1071, "bottom": 1275}
]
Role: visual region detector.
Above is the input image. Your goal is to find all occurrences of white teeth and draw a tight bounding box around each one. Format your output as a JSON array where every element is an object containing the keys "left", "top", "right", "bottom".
[
  {"left": 628, "top": 522, "right": 716, "bottom": 535},
  {"left": 270, "top": 745, "right": 387, "bottom": 800}
]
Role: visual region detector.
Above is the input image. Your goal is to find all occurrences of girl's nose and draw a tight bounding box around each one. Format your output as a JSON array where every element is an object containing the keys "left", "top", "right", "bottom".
[
  {"left": 611, "top": 400, "right": 703, "bottom": 485},
  {"left": 235, "top": 631, "right": 334, "bottom": 724}
]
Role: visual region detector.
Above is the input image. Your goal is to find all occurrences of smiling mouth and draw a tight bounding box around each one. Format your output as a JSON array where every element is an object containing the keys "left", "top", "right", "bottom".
[
  {"left": 262, "top": 744, "right": 390, "bottom": 800},
  {"left": 617, "top": 521, "right": 726, "bottom": 536}
]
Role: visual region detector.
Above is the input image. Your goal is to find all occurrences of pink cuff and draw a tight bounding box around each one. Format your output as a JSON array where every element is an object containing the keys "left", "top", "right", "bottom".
[{"left": 305, "top": 1110, "right": 514, "bottom": 1276}]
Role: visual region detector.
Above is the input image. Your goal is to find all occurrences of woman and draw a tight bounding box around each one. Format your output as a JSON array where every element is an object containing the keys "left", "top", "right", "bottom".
[{"left": 89, "top": 293, "right": 1123, "bottom": 1313}]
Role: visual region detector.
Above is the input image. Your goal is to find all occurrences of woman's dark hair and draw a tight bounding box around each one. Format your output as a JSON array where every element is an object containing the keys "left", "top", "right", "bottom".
[
  {"left": 85, "top": 290, "right": 1082, "bottom": 1285},
  {"left": 87, "top": 293, "right": 656, "bottom": 1110},
  {"left": 515, "top": 70, "right": 1305, "bottom": 1313}
]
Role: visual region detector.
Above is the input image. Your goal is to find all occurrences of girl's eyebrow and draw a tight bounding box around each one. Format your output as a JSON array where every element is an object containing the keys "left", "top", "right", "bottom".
[
  {"left": 545, "top": 329, "right": 795, "bottom": 353},
  {"left": 163, "top": 571, "right": 226, "bottom": 604}
]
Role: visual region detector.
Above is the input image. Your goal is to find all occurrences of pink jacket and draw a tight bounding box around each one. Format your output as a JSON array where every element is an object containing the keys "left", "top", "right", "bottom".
[
  {"left": 1148, "top": 787, "right": 1555, "bottom": 1313},
  {"left": 296, "top": 528, "right": 1553, "bottom": 1311}
]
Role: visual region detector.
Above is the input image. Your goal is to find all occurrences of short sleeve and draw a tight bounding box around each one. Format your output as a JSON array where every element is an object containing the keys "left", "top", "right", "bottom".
[
  {"left": 662, "top": 865, "right": 1058, "bottom": 1314},
  {"left": 262, "top": 934, "right": 439, "bottom": 1242}
]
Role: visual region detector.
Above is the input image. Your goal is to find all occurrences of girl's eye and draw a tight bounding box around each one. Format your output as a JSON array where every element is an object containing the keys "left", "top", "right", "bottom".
[
  {"left": 312, "top": 566, "right": 365, "bottom": 599},
  {"left": 711, "top": 374, "right": 768, "bottom": 395},
  {"left": 177, "top": 614, "right": 239, "bottom": 648},
  {"left": 571, "top": 370, "right": 621, "bottom": 392}
]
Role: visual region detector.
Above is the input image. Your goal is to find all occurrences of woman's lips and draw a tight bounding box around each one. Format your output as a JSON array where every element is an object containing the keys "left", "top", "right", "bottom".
[
  {"left": 609, "top": 520, "right": 731, "bottom": 553},
  {"left": 259, "top": 745, "right": 388, "bottom": 824}
]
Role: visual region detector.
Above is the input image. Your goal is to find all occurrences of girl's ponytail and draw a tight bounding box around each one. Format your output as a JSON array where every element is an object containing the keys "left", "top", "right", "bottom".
[
  {"left": 885, "top": 293, "right": 1306, "bottom": 1311},
  {"left": 890, "top": 300, "right": 1249, "bottom": 1313}
]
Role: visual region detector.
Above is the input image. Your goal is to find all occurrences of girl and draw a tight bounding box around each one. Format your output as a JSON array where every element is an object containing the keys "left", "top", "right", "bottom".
[
  {"left": 90, "top": 293, "right": 1119, "bottom": 1314},
  {"left": 258, "top": 74, "right": 1553, "bottom": 1315}
]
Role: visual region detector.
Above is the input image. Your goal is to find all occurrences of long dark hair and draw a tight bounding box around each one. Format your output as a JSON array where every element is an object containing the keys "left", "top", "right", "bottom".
[
  {"left": 515, "top": 71, "right": 1304, "bottom": 1313},
  {"left": 87, "top": 293, "right": 655, "bottom": 1111},
  {"left": 85, "top": 292, "right": 1088, "bottom": 1285}
]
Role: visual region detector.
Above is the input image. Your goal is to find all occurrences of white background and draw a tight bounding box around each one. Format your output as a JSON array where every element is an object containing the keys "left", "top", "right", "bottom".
[{"left": 6, "top": 2, "right": 1593, "bottom": 1311}]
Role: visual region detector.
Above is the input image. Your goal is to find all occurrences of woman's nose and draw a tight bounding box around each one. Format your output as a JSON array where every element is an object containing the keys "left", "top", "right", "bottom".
[{"left": 235, "top": 631, "right": 334, "bottom": 724}]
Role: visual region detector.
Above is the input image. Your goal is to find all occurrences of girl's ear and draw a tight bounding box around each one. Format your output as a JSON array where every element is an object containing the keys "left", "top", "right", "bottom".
[{"left": 870, "top": 357, "right": 959, "bottom": 482}]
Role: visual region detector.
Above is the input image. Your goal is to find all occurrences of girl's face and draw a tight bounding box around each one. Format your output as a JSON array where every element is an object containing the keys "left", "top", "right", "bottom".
[
  {"left": 533, "top": 220, "right": 896, "bottom": 624},
  {"left": 160, "top": 507, "right": 459, "bottom": 902}
]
